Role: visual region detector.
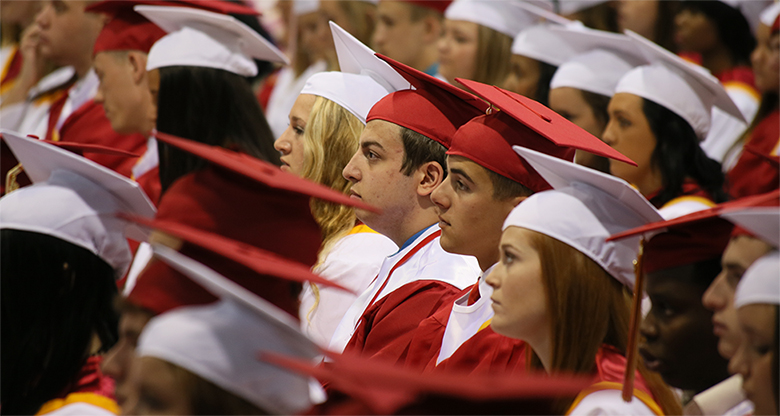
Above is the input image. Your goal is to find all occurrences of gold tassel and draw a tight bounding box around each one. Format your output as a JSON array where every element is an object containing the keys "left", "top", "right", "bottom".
[{"left": 623, "top": 236, "right": 646, "bottom": 402}]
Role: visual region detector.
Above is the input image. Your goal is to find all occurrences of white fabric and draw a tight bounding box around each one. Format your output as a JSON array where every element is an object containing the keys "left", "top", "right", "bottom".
[
  {"left": 437, "top": 266, "right": 495, "bottom": 365},
  {"left": 300, "top": 230, "right": 398, "bottom": 348},
  {"left": 445, "top": 0, "right": 543, "bottom": 38},
  {"left": 557, "top": 0, "right": 609, "bottom": 15},
  {"left": 507, "top": 147, "right": 664, "bottom": 289},
  {"left": 55, "top": 70, "right": 98, "bottom": 132},
  {"left": 330, "top": 22, "right": 411, "bottom": 93},
  {"left": 734, "top": 251, "right": 780, "bottom": 308},
  {"left": 551, "top": 50, "right": 635, "bottom": 97},
  {"left": 138, "top": 300, "right": 316, "bottom": 414},
  {"left": 721, "top": 208, "right": 780, "bottom": 248},
  {"left": 568, "top": 389, "right": 658, "bottom": 415},
  {"left": 131, "top": 136, "right": 159, "bottom": 180},
  {"left": 123, "top": 242, "right": 154, "bottom": 296},
  {"left": 40, "top": 402, "right": 116, "bottom": 416},
  {"left": 658, "top": 197, "right": 714, "bottom": 220},
  {"left": 688, "top": 375, "right": 751, "bottom": 416},
  {"left": 293, "top": 0, "right": 319, "bottom": 15},
  {"left": 1, "top": 65, "right": 75, "bottom": 137},
  {"left": 511, "top": 24, "right": 577, "bottom": 66},
  {"left": 702, "top": 82, "right": 759, "bottom": 166},
  {"left": 328, "top": 224, "right": 480, "bottom": 353},
  {"left": 0, "top": 170, "right": 133, "bottom": 277},
  {"left": 300, "top": 72, "right": 392, "bottom": 124},
  {"left": 760, "top": 2, "right": 780, "bottom": 27},
  {"left": 138, "top": 6, "right": 288, "bottom": 77},
  {"left": 265, "top": 60, "right": 327, "bottom": 138}
]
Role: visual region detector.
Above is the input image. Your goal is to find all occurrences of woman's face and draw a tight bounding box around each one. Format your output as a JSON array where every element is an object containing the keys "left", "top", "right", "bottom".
[
  {"left": 274, "top": 94, "right": 316, "bottom": 175},
  {"left": 731, "top": 304, "right": 777, "bottom": 416},
  {"left": 502, "top": 54, "right": 541, "bottom": 99},
  {"left": 602, "top": 93, "right": 659, "bottom": 196},
  {"left": 752, "top": 23, "right": 780, "bottom": 94},
  {"left": 122, "top": 357, "right": 192, "bottom": 415},
  {"left": 674, "top": 7, "right": 719, "bottom": 53},
  {"left": 616, "top": 0, "right": 659, "bottom": 40},
  {"left": 437, "top": 19, "right": 479, "bottom": 84},
  {"left": 486, "top": 227, "right": 549, "bottom": 348},
  {"left": 298, "top": 10, "right": 333, "bottom": 62}
]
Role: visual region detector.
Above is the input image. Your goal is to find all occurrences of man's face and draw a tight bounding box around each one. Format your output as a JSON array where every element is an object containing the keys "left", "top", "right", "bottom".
[
  {"left": 102, "top": 307, "right": 154, "bottom": 408},
  {"left": 431, "top": 155, "right": 520, "bottom": 270},
  {"left": 640, "top": 264, "right": 729, "bottom": 392},
  {"left": 372, "top": 1, "right": 429, "bottom": 70},
  {"left": 702, "top": 235, "right": 773, "bottom": 359},
  {"left": 342, "top": 120, "right": 419, "bottom": 237},
  {"left": 94, "top": 52, "right": 156, "bottom": 135},
  {"left": 35, "top": 1, "right": 104, "bottom": 66}
]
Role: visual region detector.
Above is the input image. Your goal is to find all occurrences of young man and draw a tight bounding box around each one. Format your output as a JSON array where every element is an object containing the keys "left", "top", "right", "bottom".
[
  {"left": 398, "top": 74, "right": 635, "bottom": 372},
  {"left": 372, "top": 0, "right": 449, "bottom": 76}
]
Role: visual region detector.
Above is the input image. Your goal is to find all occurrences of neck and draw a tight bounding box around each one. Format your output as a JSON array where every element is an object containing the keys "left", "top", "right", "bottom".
[
  {"left": 477, "top": 250, "right": 499, "bottom": 272},
  {"left": 410, "top": 47, "right": 439, "bottom": 74},
  {"left": 700, "top": 47, "right": 736, "bottom": 76},
  {"left": 389, "top": 209, "right": 439, "bottom": 248},
  {"left": 634, "top": 169, "right": 665, "bottom": 199},
  {"left": 530, "top": 335, "right": 553, "bottom": 373}
]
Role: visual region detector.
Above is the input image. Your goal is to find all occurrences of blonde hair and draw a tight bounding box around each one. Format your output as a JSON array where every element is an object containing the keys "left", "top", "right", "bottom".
[
  {"left": 471, "top": 25, "right": 513, "bottom": 86},
  {"left": 301, "top": 96, "right": 365, "bottom": 264},
  {"left": 526, "top": 230, "right": 682, "bottom": 415}
]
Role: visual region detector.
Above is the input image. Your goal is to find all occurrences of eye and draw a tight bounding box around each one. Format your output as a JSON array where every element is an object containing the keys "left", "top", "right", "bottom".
[
  {"left": 294, "top": 126, "right": 305, "bottom": 136},
  {"left": 454, "top": 179, "right": 469, "bottom": 192},
  {"left": 501, "top": 249, "right": 515, "bottom": 266},
  {"left": 617, "top": 116, "right": 631, "bottom": 128}
]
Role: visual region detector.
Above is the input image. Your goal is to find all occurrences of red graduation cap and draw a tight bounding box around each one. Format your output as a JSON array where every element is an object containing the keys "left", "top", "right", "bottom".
[
  {"left": 88, "top": 1, "right": 260, "bottom": 55},
  {"left": 399, "top": 0, "right": 452, "bottom": 14},
  {"left": 263, "top": 351, "right": 592, "bottom": 415},
  {"left": 608, "top": 190, "right": 780, "bottom": 274},
  {"left": 368, "top": 54, "right": 488, "bottom": 149}
]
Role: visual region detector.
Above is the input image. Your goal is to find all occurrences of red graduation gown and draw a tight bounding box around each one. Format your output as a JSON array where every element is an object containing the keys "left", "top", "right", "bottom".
[{"left": 728, "top": 109, "right": 780, "bottom": 199}]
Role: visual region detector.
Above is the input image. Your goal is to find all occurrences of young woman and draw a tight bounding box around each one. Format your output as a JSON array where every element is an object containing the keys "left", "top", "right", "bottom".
[
  {"left": 727, "top": 4, "right": 780, "bottom": 198},
  {"left": 274, "top": 71, "right": 397, "bottom": 347},
  {"left": 604, "top": 32, "right": 733, "bottom": 213},
  {"left": 438, "top": 0, "right": 535, "bottom": 88},
  {"left": 731, "top": 251, "right": 779, "bottom": 416},
  {"left": 485, "top": 147, "right": 681, "bottom": 415},
  {"left": 137, "top": 5, "right": 288, "bottom": 194},
  {"left": 616, "top": 0, "right": 679, "bottom": 53}
]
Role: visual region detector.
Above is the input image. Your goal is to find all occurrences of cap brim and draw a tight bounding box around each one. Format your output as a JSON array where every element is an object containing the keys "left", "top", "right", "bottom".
[
  {"left": 2, "top": 130, "right": 156, "bottom": 241},
  {"left": 330, "top": 21, "right": 410, "bottom": 92},
  {"left": 515, "top": 0, "right": 572, "bottom": 25},
  {"left": 88, "top": 0, "right": 260, "bottom": 16},
  {"left": 458, "top": 79, "right": 637, "bottom": 166},
  {"left": 513, "top": 145, "right": 661, "bottom": 223},
  {"left": 609, "top": 190, "right": 780, "bottom": 242},
  {"left": 721, "top": 208, "right": 780, "bottom": 248},
  {"left": 151, "top": 244, "right": 321, "bottom": 358},
  {"left": 122, "top": 214, "right": 354, "bottom": 293},
  {"left": 134, "top": 5, "right": 288, "bottom": 65},
  {"left": 624, "top": 30, "right": 745, "bottom": 122},
  {"left": 154, "top": 132, "right": 381, "bottom": 214},
  {"left": 549, "top": 26, "right": 647, "bottom": 66}
]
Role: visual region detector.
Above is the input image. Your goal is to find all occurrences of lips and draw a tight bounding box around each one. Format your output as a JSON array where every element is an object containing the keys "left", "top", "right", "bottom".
[
  {"left": 438, "top": 215, "right": 451, "bottom": 228},
  {"left": 349, "top": 189, "right": 362, "bottom": 199},
  {"left": 639, "top": 346, "right": 664, "bottom": 372}
]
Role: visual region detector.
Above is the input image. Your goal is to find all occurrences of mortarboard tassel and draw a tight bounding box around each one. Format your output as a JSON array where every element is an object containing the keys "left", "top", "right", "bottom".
[{"left": 622, "top": 236, "right": 646, "bottom": 402}]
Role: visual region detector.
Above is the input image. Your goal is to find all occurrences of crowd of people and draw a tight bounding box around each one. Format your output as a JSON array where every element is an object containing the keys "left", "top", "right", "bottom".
[{"left": 0, "top": 0, "right": 778, "bottom": 415}]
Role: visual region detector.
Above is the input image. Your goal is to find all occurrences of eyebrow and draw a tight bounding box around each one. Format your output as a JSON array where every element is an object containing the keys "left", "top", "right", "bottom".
[
  {"left": 361, "top": 140, "right": 385, "bottom": 150},
  {"left": 450, "top": 167, "right": 474, "bottom": 184}
]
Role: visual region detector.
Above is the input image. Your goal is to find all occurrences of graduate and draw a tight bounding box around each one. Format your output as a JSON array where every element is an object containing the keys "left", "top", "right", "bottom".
[
  {"left": 401, "top": 69, "right": 635, "bottom": 373},
  {"left": 327, "top": 38, "right": 490, "bottom": 363},
  {"left": 486, "top": 146, "right": 681, "bottom": 415},
  {"left": 0, "top": 131, "right": 156, "bottom": 415}
]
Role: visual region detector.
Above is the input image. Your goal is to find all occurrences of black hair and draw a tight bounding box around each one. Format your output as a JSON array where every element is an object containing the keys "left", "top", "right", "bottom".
[
  {"left": 534, "top": 61, "right": 558, "bottom": 107},
  {"left": 680, "top": 0, "right": 755, "bottom": 66},
  {"left": 1, "top": 229, "right": 119, "bottom": 415},
  {"left": 156, "top": 66, "right": 281, "bottom": 193},
  {"left": 399, "top": 126, "right": 447, "bottom": 177},
  {"left": 642, "top": 98, "right": 729, "bottom": 207},
  {"left": 655, "top": 1, "right": 682, "bottom": 53}
]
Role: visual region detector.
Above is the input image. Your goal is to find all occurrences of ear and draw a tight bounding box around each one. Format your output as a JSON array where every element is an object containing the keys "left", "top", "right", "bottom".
[
  {"left": 127, "top": 51, "right": 148, "bottom": 85},
  {"left": 509, "top": 195, "right": 527, "bottom": 208},
  {"left": 422, "top": 15, "right": 443, "bottom": 42},
  {"left": 416, "top": 161, "right": 444, "bottom": 197}
]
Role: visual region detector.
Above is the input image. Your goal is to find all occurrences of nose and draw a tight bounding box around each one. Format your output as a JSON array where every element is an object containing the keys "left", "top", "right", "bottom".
[
  {"left": 94, "top": 84, "right": 105, "bottom": 104},
  {"left": 274, "top": 130, "right": 292, "bottom": 155},
  {"left": 485, "top": 264, "right": 503, "bottom": 289},
  {"left": 437, "top": 34, "right": 449, "bottom": 56},
  {"left": 101, "top": 342, "right": 126, "bottom": 382},
  {"left": 601, "top": 119, "right": 617, "bottom": 147},
  {"left": 702, "top": 272, "right": 727, "bottom": 312},
  {"left": 640, "top": 311, "right": 659, "bottom": 341},
  {"left": 342, "top": 152, "right": 361, "bottom": 183},
  {"left": 35, "top": 4, "right": 50, "bottom": 29},
  {"left": 430, "top": 177, "right": 451, "bottom": 212}
]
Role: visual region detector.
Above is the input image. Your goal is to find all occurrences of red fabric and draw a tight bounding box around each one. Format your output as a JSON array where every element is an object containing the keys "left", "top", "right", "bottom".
[
  {"left": 400, "top": 0, "right": 451, "bottom": 14},
  {"left": 92, "top": 7, "right": 166, "bottom": 55},
  {"left": 370, "top": 55, "right": 488, "bottom": 149},
  {"left": 645, "top": 179, "right": 714, "bottom": 209},
  {"left": 135, "top": 165, "right": 161, "bottom": 206},
  {"left": 592, "top": 345, "right": 653, "bottom": 399},
  {"left": 86, "top": 0, "right": 259, "bottom": 17},
  {"left": 715, "top": 65, "right": 756, "bottom": 89},
  {"left": 45, "top": 93, "right": 69, "bottom": 142},
  {"left": 56, "top": 100, "right": 148, "bottom": 180},
  {"left": 1, "top": 47, "right": 22, "bottom": 87},
  {"left": 127, "top": 167, "right": 322, "bottom": 316},
  {"left": 58, "top": 356, "right": 116, "bottom": 401},
  {"left": 466, "top": 283, "right": 480, "bottom": 306},
  {"left": 344, "top": 280, "right": 464, "bottom": 365},
  {"left": 773, "top": 14, "right": 780, "bottom": 33},
  {"left": 643, "top": 218, "right": 733, "bottom": 274},
  {"left": 403, "top": 287, "right": 528, "bottom": 374},
  {"left": 728, "top": 109, "right": 780, "bottom": 199},
  {"left": 256, "top": 69, "right": 279, "bottom": 110}
]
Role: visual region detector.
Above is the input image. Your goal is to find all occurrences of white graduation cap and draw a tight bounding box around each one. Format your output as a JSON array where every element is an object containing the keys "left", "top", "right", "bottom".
[
  {"left": 760, "top": 2, "right": 780, "bottom": 27},
  {"left": 504, "top": 146, "right": 664, "bottom": 289},
  {"left": 557, "top": 0, "right": 610, "bottom": 16},
  {"left": 0, "top": 131, "right": 157, "bottom": 278},
  {"left": 615, "top": 30, "right": 745, "bottom": 140},
  {"left": 293, "top": 0, "right": 319, "bottom": 16},
  {"left": 137, "top": 5, "right": 289, "bottom": 77},
  {"left": 734, "top": 251, "right": 780, "bottom": 308},
  {"left": 329, "top": 21, "right": 410, "bottom": 92},
  {"left": 720, "top": 207, "right": 780, "bottom": 248},
  {"left": 444, "top": 0, "right": 552, "bottom": 38},
  {"left": 137, "top": 244, "right": 321, "bottom": 414},
  {"left": 548, "top": 26, "right": 647, "bottom": 97},
  {"left": 300, "top": 71, "right": 391, "bottom": 124},
  {"left": 511, "top": 23, "right": 578, "bottom": 67}
]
